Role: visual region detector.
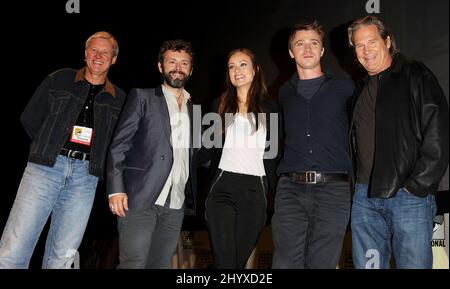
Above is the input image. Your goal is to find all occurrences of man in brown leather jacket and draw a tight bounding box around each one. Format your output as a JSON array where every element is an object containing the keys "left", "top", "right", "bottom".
[{"left": 347, "top": 16, "right": 449, "bottom": 269}]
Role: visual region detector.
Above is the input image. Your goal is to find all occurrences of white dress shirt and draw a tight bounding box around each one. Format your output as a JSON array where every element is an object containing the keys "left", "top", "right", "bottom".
[{"left": 155, "top": 85, "right": 190, "bottom": 209}]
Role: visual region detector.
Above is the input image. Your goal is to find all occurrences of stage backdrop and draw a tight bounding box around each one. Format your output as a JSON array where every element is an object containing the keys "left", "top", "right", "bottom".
[{"left": 0, "top": 0, "right": 448, "bottom": 269}]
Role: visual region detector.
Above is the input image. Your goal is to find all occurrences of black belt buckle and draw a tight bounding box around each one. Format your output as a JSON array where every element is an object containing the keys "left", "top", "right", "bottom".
[
  {"left": 65, "top": 149, "right": 87, "bottom": 161},
  {"left": 68, "top": 150, "right": 76, "bottom": 159},
  {"left": 305, "top": 171, "right": 317, "bottom": 184}
]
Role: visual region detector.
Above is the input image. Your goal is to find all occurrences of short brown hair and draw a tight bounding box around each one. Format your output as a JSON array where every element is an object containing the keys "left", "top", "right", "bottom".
[
  {"left": 348, "top": 15, "right": 398, "bottom": 56},
  {"left": 288, "top": 20, "right": 324, "bottom": 50}
]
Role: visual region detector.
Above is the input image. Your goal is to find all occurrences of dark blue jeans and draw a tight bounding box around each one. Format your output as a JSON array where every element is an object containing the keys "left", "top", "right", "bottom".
[
  {"left": 271, "top": 176, "right": 351, "bottom": 268},
  {"left": 351, "top": 184, "right": 436, "bottom": 269}
]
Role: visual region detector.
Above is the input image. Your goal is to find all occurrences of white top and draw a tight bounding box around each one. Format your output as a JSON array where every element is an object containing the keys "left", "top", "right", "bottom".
[
  {"left": 218, "top": 114, "right": 267, "bottom": 176},
  {"left": 155, "top": 86, "right": 190, "bottom": 209}
]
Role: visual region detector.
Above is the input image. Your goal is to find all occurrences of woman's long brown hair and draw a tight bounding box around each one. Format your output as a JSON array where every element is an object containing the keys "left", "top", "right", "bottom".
[{"left": 218, "top": 48, "right": 270, "bottom": 133}]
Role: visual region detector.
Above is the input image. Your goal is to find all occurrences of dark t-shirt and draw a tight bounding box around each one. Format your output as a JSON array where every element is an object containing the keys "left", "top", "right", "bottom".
[
  {"left": 354, "top": 75, "right": 378, "bottom": 184},
  {"left": 297, "top": 75, "right": 326, "bottom": 100},
  {"left": 63, "top": 82, "right": 104, "bottom": 153}
]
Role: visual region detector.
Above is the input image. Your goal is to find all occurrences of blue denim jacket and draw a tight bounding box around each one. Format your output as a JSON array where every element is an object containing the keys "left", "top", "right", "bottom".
[{"left": 21, "top": 68, "right": 126, "bottom": 180}]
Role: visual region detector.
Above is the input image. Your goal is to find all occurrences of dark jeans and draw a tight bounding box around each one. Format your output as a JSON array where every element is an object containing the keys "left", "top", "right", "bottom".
[
  {"left": 117, "top": 199, "right": 184, "bottom": 269},
  {"left": 271, "top": 175, "right": 351, "bottom": 268},
  {"left": 205, "top": 170, "right": 267, "bottom": 269}
]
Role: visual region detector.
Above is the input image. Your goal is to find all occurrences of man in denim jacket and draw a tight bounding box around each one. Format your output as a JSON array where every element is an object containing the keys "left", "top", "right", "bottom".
[{"left": 0, "top": 31, "right": 126, "bottom": 268}]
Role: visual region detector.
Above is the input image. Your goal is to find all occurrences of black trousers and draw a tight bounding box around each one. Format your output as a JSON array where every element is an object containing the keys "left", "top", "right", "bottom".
[
  {"left": 205, "top": 170, "right": 267, "bottom": 269},
  {"left": 271, "top": 176, "right": 351, "bottom": 269}
]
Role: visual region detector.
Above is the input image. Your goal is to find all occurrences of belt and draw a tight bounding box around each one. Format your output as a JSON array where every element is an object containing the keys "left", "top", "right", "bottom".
[
  {"left": 60, "top": 148, "right": 90, "bottom": 161},
  {"left": 285, "top": 171, "right": 348, "bottom": 184}
]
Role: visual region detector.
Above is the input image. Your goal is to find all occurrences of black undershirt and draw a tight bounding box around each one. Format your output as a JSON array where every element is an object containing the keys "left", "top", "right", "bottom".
[
  {"left": 354, "top": 75, "right": 378, "bottom": 184},
  {"left": 63, "top": 82, "right": 104, "bottom": 153}
]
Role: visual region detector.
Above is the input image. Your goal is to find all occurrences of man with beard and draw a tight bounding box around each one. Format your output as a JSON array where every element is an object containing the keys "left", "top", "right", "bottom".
[{"left": 106, "top": 39, "right": 198, "bottom": 268}]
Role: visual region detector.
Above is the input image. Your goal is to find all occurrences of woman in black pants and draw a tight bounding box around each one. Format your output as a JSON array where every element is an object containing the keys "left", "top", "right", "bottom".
[{"left": 203, "top": 48, "right": 280, "bottom": 269}]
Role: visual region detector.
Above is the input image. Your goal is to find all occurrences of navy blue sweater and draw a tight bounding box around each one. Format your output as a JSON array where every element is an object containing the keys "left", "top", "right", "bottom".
[{"left": 277, "top": 74, "right": 354, "bottom": 174}]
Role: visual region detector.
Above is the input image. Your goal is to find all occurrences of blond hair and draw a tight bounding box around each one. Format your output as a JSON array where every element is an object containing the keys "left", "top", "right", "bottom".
[{"left": 85, "top": 31, "right": 119, "bottom": 57}]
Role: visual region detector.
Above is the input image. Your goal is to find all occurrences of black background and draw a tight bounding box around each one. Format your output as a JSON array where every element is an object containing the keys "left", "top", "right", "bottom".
[{"left": 0, "top": 0, "right": 448, "bottom": 269}]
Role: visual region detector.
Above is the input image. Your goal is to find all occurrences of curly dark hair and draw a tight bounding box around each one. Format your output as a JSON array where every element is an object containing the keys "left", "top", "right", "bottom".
[{"left": 158, "top": 39, "right": 195, "bottom": 66}]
